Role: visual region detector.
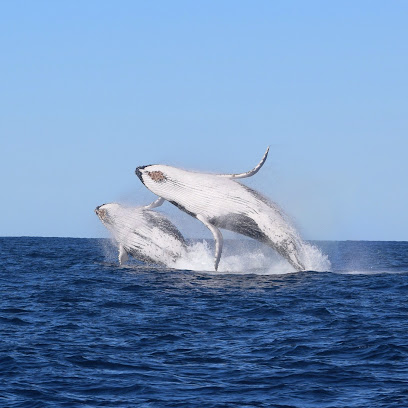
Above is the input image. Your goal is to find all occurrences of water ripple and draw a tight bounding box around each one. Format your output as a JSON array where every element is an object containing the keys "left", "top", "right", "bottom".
[{"left": 0, "top": 238, "right": 407, "bottom": 407}]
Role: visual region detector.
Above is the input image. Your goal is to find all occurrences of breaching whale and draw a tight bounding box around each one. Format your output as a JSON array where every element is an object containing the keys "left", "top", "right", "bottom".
[
  {"left": 135, "top": 148, "right": 306, "bottom": 271},
  {"left": 95, "top": 203, "right": 187, "bottom": 266}
]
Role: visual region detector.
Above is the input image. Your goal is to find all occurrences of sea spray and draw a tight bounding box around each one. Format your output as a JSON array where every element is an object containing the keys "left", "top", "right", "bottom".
[
  {"left": 300, "top": 242, "right": 332, "bottom": 272},
  {"left": 96, "top": 203, "right": 331, "bottom": 274},
  {"left": 174, "top": 239, "right": 331, "bottom": 274}
]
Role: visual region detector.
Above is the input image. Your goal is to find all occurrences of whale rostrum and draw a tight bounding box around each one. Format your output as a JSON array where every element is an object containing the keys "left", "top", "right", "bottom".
[
  {"left": 135, "top": 147, "right": 306, "bottom": 271},
  {"left": 95, "top": 203, "right": 187, "bottom": 266}
]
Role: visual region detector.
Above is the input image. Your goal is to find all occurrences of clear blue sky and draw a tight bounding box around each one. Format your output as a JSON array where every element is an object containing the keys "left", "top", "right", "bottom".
[{"left": 1, "top": 1, "right": 407, "bottom": 240}]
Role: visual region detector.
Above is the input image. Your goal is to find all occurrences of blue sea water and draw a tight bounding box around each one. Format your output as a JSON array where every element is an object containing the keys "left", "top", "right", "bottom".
[{"left": 0, "top": 237, "right": 408, "bottom": 408}]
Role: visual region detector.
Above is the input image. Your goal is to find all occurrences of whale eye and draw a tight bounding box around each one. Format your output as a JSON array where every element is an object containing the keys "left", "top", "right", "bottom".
[{"left": 148, "top": 171, "right": 166, "bottom": 182}]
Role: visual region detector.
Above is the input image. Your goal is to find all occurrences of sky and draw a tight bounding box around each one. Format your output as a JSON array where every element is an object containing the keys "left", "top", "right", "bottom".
[{"left": 1, "top": 1, "right": 407, "bottom": 240}]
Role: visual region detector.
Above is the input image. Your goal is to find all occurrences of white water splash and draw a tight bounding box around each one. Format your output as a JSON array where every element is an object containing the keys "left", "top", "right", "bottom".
[
  {"left": 175, "top": 240, "right": 272, "bottom": 273},
  {"left": 173, "top": 240, "right": 331, "bottom": 275},
  {"left": 299, "top": 242, "right": 332, "bottom": 272},
  {"left": 96, "top": 204, "right": 331, "bottom": 275}
]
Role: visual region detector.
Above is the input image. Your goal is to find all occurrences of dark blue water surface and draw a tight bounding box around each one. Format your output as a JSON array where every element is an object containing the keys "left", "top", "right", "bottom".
[{"left": 1, "top": 238, "right": 408, "bottom": 408}]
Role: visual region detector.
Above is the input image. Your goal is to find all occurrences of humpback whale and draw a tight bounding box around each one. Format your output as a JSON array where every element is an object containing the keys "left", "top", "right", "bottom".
[
  {"left": 95, "top": 203, "right": 187, "bottom": 266},
  {"left": 135, "top": 148, "right": 306, "bottom": 271}
]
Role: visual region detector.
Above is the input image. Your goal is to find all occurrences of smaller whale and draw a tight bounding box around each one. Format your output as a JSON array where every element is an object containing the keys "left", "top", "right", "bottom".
[{"left": 95, "top": 203, "right": 187, "bottom": 266}]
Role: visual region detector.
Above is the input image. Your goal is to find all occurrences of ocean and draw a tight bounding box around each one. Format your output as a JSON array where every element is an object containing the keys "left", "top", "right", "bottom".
[{"left": 1, "top": 237, "right": 407, "bottom": 407}]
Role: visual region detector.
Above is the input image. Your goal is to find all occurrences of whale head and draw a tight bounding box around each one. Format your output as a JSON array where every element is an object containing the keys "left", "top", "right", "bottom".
[
  {"left": 95, "top": 203, "right": 121, "bottom": 226},
  {"left": 135, "top": 165, "right": 174, "bottom": 197}
]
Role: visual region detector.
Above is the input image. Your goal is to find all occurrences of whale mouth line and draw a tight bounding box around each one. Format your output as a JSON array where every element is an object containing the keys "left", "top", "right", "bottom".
[
  {"left": 135, "top": 167, "right": 144, "bottom": 183},
  {"left": 135, "top": 165, "right": 155, "bottom": 184}
]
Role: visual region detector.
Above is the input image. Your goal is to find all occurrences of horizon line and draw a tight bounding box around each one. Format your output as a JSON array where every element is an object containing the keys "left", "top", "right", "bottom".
[{"left": 0, "top": 236, "right": 407, "bottom": 243}]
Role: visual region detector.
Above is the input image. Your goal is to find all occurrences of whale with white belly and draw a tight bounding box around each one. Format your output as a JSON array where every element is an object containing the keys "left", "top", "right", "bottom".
[
  {"left": 135, "top": 148, "right": 306, "bottom": 271},
  {"left": 95, "top": 203, "right": 187, "bottom": 266}
]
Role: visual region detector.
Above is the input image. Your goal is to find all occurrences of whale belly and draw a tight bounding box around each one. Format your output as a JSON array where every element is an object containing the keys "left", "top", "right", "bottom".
[{"left": 209, "top": 213, "right": 268, "bottom": 242}]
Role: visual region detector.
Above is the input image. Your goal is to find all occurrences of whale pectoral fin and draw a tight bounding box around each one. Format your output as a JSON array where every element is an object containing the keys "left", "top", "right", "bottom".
[
  {"left": 144, "top": 197, "right": 165, "bottom": 210},
  {"left": 118, "top": 244, "right": 129, "bottom": 265},
  {"left": 196, "top": 214, "right": 223, "bottom": 271},
  {"left": 217, "top": 146, "right": 269, "bottom": 179}
]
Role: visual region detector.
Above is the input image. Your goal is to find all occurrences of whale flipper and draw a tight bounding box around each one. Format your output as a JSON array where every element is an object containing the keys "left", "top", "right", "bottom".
[
  {"left": 217, "top": 146, "right": 269, "bottom": 179},
  {"left": 119, "top": 244, "right": 129, "bottom": 265},
  {"left": 144, "top": 197, "right": 165, "bottom": 210},
  {"left": 196, "top": 214, "right": 223, "bottom": 271}
]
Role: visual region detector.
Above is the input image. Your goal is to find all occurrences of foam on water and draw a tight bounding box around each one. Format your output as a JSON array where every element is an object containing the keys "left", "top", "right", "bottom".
[
  {"left": 299, "top": 242, "right": 332, "bottom": 272},
  {"left": 96, "top": 198, "right": 332, "bottom": 274},
  {"left": 102, "top": 236, "right": 331, "bottom": 275},
  {"left": 174, "top": 240, "right": 279, "bottom": 274},
  {"left": 174, "top": 240, "right": 331, "bottom": 274},
  {"left": 98, "top": 207, "right": 332, "bottom": 274}
]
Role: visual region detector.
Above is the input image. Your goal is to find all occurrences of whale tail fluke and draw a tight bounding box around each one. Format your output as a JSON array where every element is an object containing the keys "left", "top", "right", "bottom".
[{"left": 217, "top": 146, "right": 269, "bottom": 179}]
